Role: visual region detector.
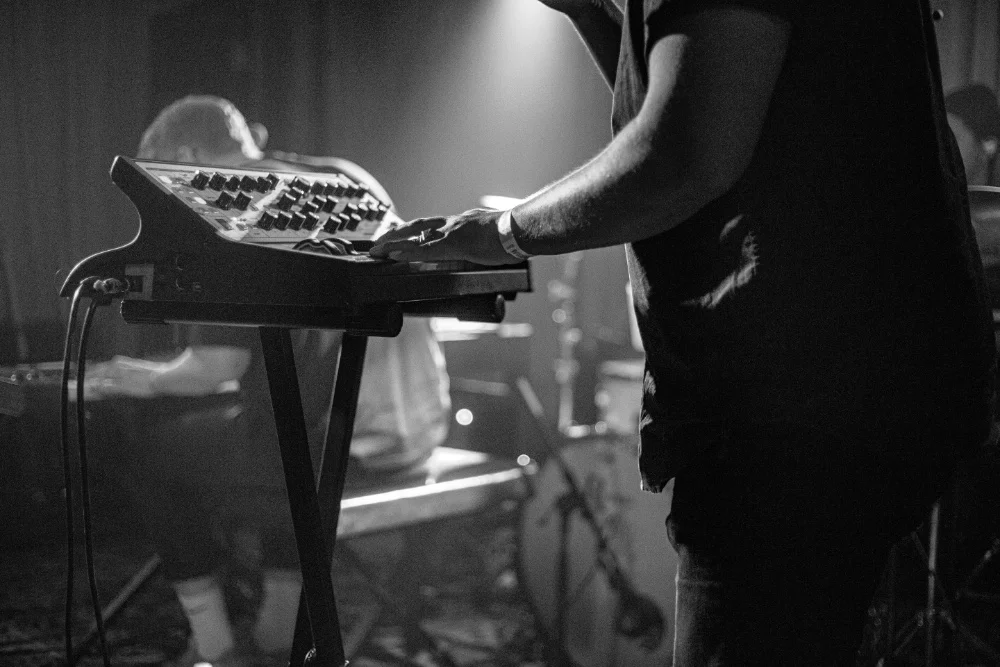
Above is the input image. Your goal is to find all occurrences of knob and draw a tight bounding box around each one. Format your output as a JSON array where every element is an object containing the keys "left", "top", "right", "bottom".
[
  {"left": 274, "top": 212, "right": 292, "bottom": 230},
  {"left": 255, "top": 176, "right": 272, "bottom": 193},
  {"left": 289, "top": 212, "right": 307, "bottom": 231},
  {"left": 208, "top": 173, "right": 227, "bottom": 190},
  {"left": 301, "top": 212, "right": 320, "bottom": 231},
  {"left": 233, "top": 192, "right": 253, "bottom": 211},
  {"left": 215, "top": 191, "right": 235, "bottom": 210},
  {"left": 190, "top": 171, "right": 210, "bottom": 189},
  {"left": 322, "top": 218, "right": 339, "bottom": 234},
  {"left": 346, "top": 213, "right": 362, "bottom": 231},
  {"left": 301, "top": 200, "right": 320, "bottom": 215},
  {"left": 321, "top": 196, "right": 337, "bottom": 213},
  {"left": 257, "top": 211, "right": 277, "bottom": 230},
  {"left": 289, "top": 177, "right": 310, "bottom": 193},
  {"left": 276, "top": 192, "right": 297, "bottom": 211},
  {"left": 323, "top": 182, "right": 337, "bottom": 197},
  {"left": 225, "top": 175, "right": 241, "bottom": 191},
  {"left": 310, "top": 181, "right": 326, "bottom": 195},
  {"left": 239, "top": 175, "right": 257, "bottom": 191}
]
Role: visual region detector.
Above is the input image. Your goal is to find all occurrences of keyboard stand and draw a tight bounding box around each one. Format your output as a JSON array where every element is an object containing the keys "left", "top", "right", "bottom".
[{"left": 260, "top": 328, "right": 369, "bottom": 667}]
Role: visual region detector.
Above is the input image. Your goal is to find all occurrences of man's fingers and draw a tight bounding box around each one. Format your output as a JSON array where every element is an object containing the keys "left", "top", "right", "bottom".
[{"left": 374, "top": 216, "right": 446, "bottom": 245}]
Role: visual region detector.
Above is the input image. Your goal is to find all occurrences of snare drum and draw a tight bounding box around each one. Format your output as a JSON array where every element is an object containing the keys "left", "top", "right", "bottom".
[{"left": 519, "top": 435, "right": 676, "bottom": 666}]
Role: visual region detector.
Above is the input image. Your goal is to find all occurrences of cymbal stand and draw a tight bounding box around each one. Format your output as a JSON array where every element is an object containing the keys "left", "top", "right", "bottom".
[
  {"left": 883, "top": 492, "right": 1000, "bottom": 665},
  {"left": 514, "top": 378, "right": 665, "bottom": 667}
]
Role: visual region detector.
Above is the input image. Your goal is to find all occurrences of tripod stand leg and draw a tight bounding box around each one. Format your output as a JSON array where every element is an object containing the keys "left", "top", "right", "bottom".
[{"left": 71, "top": 554, "right": 161, "bottom": 663}]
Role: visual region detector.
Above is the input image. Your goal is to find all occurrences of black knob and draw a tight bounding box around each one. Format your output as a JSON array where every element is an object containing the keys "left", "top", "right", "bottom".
[
  {"left": 322, "top": 182, "right": 337, "bottom": 197},
  {"left": 208, "top": 173, "right": 227, "bottom": 190},
  {"left": 239, "top": 175, "right": 257, "bottom": 191},
  {"left": 257, "top": 211, "right": 277, "bottom": 230},
  {"left": 276, "top": 192, "right": 297, "bottom": 211},
  {"left": 215, "top": 191, "right": 235, "bottom": 210},
  {"left": 301, "top": 200, "right": 320, "bottom": 215},
  {"left": 322, "top": 218, "right": 339, "bottom": 234},
  {"left": 289, "top": 177, "right": 310, "bottom": 193},
  {"left": 346, "top": 213, "right": 362, "bottom": 231},
  {"left": 233, "top": 192, "right": 253, "bottom": 211},
  {"left": 375, "top": 205, "right": 389, "bottom": 220},
  {"left": 190, "top": 171, "right": 210, "bottom": 189},
  {"left": 273, "top": 212, "right": 292, "bottom": 230},
  {"left": 288, "top": 213, "right": 306, "bottom": 231},
  {"left": 225, "top": 175, "right": 241, "bottom": 191},
  {"left": 310, "top": 181, "right": 326, "bottom": 195},
  {"left": 255, "top": 176, "right": 272, "bottom": 193},
  {"left": 302, "top": 212, "right": 320, "bottom": 231}
]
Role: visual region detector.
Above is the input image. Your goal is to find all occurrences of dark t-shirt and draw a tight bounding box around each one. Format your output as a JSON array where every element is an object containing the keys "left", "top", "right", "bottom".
[{"left": 614, "top": 0, "right": 997, "bottom": 490}]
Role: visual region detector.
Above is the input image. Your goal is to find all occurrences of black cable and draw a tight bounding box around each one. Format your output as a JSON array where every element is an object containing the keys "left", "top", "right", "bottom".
[
  {"left": 60, "top": 282, "right": 87, "bottom": 665},
  {"left": 76, "top": 297, "right": 112, "bottom": 667}
]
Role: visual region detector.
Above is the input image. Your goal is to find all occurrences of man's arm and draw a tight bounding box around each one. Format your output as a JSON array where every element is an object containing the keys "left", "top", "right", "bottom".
[
  {"left": 513, "top": 5, "right": 789, "bottom": 254},
  {"left": 372, "top": 5, "right": 789, "bottom": 264},
  {"left": 545, "top": 0, "right": 624, "bottom": 90}
]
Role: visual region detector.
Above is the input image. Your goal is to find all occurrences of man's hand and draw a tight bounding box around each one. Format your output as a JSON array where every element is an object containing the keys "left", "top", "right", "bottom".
[{"left": 370, "top": 208, "right": 521, "bottom": 266}]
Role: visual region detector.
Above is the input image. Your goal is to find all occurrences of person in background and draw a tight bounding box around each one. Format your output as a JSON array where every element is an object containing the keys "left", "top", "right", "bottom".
[
  {"left": 91, "top": 95, "right": 450, "bottom": 666},
  {"left": 371, "top": 0, "right": 996, "bottom": 663},
  {"left": 946, "top": 83, "right": 1000, "bottom": 187}
]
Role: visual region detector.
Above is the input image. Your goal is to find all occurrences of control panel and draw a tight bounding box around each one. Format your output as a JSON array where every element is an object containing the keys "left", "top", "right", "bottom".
[{"left": 142, "top": 160, "right": 399, "bottom": 258}]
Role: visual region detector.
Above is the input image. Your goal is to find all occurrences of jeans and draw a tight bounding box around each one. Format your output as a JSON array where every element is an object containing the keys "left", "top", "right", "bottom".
[{"left": 667, "top": 422, "right": 951, "bottom": 666}]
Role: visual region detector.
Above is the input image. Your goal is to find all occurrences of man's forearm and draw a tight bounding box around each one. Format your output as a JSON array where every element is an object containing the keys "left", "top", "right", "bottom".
[
  {"left": 510, "top": 117, "right": 730, "bottom": 255},
  {"left": 567, "top": 0, "right": 623, "bottom": 90}
]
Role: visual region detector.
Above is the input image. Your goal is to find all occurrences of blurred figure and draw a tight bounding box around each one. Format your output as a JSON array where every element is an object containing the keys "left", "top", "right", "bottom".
[
  {"left": 946, "top": 83, "right": 1000, "bottom": 187},
  {"left": 93, "top": 95, "right": 450, "bottom": 666}
]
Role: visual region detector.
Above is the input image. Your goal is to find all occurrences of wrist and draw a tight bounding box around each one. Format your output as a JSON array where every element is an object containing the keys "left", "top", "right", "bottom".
[{"left": 497, "top": 209, "right": 533, "bottom": 260}]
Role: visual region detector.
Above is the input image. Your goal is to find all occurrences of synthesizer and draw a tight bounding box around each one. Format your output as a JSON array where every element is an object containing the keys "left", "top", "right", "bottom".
[{"left": 60, "top": 157, "right": 531, "bottom": 331}]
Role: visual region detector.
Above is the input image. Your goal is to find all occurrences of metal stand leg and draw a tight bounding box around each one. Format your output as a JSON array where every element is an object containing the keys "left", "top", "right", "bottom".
[{"left": 261, "top": 327, "right": 349, "bottom": 667}]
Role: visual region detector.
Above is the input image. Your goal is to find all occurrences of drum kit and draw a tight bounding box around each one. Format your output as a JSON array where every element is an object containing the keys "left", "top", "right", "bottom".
[{"left": 513, "top": 248, "right": 676, "bottom": 667}]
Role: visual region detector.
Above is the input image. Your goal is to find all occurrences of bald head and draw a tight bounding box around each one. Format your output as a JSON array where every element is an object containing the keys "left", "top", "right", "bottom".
[{"left": 137, "top": 95, "right": 265, "bottom": 166}]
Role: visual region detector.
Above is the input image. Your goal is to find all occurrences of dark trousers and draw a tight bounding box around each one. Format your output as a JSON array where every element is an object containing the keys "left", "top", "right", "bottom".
[{"left": 667, "top": 423, "right": 952, "bottom": 666}]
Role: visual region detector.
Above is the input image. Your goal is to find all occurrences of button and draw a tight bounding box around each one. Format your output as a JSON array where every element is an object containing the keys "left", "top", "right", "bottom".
[
  {"left": 289, "top": 213, "right": 306, "bottom": 231},
  {"left": 190, "top": 171, "right": 210, "bottom": 189},
  {"left": 208, "top": 173, "right": 227, "bottom": 190},
  {"left": 289, "top": 177, "right": 310, "bottom": 193},
  {"left": 233, "top": 192, "right": 253, "bottom": 211},
  {"left": 274, "top": 212, "right": 292, "bottom": 230},
  {"left": 239, "top": 175, "right": 257, "bottom": 191},
  {"left": 255, "top": 176, "right": 272, "bottom": 193},
  {"left": 301, "top": 200, "right": 320, "bottom": 214},
  {"left": 225, "top": 175, "right": 241, "bottom": 191},
  {"left": 357, "top": 204, "right": 372, "bottom": 219},
  {"left": 321, "top": 197, "right": 337, "bottom": 213},
  {"left": 276, "top": 192, "right": 297, "bottom": 211},
  {"left": 346, "top": 213, "right": 362, "bottom": 231},
  {"left": 215, "top": 191, "right": 235, "bottom": 210},
  {"left": 322, "top": 182, "right": 337, "bottom": 197},
  {"left": 322, "top": 218, "right": 339, "bottom": 234},
  {"left": 266, "top": 174, "right": 280, "bottom": 188},
  {"left": 257, "top": 211, "right": 277, "bottom": 230},
  {"left": 375, "top": 205, "right": 389, "bottom": 220},
  {"left": 310, "top": 181, "right": 326, "bottom": 194}
]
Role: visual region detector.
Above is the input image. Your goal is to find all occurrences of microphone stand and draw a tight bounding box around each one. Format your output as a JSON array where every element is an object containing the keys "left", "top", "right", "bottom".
[{"left": 514, "top": 378, "right": 665, "bottom": 666}]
